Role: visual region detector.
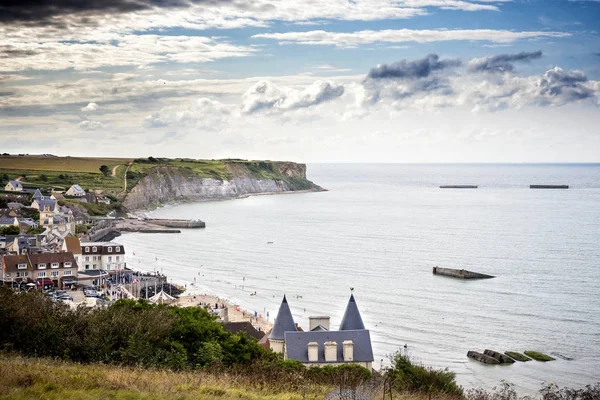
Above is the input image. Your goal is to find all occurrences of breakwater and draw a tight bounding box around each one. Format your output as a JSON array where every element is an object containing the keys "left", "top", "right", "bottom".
[
  {"left": 530, "top": 185, "right": 569, "bottom": 189},
  {"left": 432, "top": 267, "right": 495, "bottom": 279},
  {"left": 145, "top": 218, "right": 206, "bottom": 228},
  {"left": 440, "top": 185, "right": 478, "bottom": 189}
]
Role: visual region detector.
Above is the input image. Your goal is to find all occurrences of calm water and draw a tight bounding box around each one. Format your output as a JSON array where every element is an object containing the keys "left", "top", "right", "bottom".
[{"left": 118, "top": 164, "right": 600, "bottom": 393}]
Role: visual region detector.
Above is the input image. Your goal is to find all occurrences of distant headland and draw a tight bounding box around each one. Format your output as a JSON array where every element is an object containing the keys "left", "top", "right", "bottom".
[{"left": 0, "top": 154, "right": 325, "bottom": 212}]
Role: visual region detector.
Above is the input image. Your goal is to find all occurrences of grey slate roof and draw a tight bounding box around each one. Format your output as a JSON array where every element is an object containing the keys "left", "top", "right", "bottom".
[
  {"left": 36, "top": 199, "right": 57, "bottom": 210},
  {"left": 284, "top": 329, "right": 374, "bottom": 363},
  {"left": 339, "top": 294, "right": 365, "bottom": 331},
  {"left": 32, "top": 189, "right": 43, "bottom": 200},
  {"left": 269, "top": 295, "right": 296, "bottom": 340},
  {"left": 0, "top": 217, "right": 17, "bottom": 225}
]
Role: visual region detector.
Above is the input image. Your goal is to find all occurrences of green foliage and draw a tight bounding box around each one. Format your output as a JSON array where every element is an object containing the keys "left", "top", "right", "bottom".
[
  {"left": 0, "top": 290, "right": 265, "bottom": 371},
  {"left": 59, "top": 200, "right": 115, "bottom": 216},
  {"left": 40, "top": 174, "right": 48, "bottom": 182},
  {"left": 26, "top": 227, "right": 44, "bottom": 235},
  {"left": 99, "top": 165, "right": 110, "bottom": 177},
  {"left": 75, "top": 224, "right": 90, "bottom": 234},
  {"left": 0, "top": 225, "right": 20, "bottom": 235},
  {"left": 1, "top": 173, "right": 9, "bottom": 181},
  {"left": 389, "top": 352, "right": 463, "bottom": 397},
  {"left": 504, "top": 351, "right": 530, "bottom": 362},
  {"left": 523, "top": 351, "right": 555, "bottom": 362}
]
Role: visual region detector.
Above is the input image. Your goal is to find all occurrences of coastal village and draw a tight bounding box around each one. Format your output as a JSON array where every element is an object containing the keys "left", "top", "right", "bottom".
[{"left": 1, "top": 178, "right": 375, "bottom": 369}]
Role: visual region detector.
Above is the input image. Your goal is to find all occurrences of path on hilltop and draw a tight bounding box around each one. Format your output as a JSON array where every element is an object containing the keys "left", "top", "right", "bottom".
[
  {"left": 121, "top": 162, "right": 133, "bottom": 194},
  {"left": 111, "top": 165, "right": 120, "bottom": 177}
]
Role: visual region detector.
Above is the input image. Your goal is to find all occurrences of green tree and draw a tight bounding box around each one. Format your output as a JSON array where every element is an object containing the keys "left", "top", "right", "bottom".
[
  {"left": 40, "top": 174, "right": 48, "bottom": 182},
  {"left": 99, "top": 165, "right": 110, "bottom": 176},
  {"left": 0, "top": 225, "right": 20, "bottom": 235},
  {"left": 27, "top": 227, "right": 44, "bottom": 235},
  {"left": 2, "top": 173, "right": 9, "bottom": 182}
]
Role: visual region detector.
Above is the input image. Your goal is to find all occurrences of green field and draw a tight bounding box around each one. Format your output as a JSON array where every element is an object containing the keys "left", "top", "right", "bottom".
[
  {"left": 0, "top": 155, "right": 132, "bottom": 196},
  {"left": 0, "top": 156, "right": 132, "bottom": 173}
]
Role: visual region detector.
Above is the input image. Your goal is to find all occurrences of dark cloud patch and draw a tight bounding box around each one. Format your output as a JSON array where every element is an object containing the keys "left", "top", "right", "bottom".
[
  {"left": 538, "top": 67, "right": 594, "bottom": 103},
  {"left": 0, "top": 46, "right": 39, "bottom": 58},
  {"left": 366, "top": 54, "right": 462, "bottom": 80},
  {"left": 468, "top": 50, "right": 543, "bottom": 73},
  {"left": 0, "top": 0, "right": 234, "bottom": 26}
]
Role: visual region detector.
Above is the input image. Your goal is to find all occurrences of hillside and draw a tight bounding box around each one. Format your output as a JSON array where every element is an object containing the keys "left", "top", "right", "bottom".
[
  {"left": 0, "top": 356, "right": 330, "bottom": 400},
  {"left": 0, "top": 155, "right": 324, "bottom": 211}
]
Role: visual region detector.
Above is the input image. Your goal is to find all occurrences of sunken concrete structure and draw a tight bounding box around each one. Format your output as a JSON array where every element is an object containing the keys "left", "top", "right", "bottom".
[{"left": 269, "top": 294, "right": 374, "bottom": 369}]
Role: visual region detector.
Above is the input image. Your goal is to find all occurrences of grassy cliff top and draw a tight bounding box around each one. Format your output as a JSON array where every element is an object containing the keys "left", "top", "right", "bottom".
[{"left": 0, "top": 155, "right": 315, "bottom": 196}]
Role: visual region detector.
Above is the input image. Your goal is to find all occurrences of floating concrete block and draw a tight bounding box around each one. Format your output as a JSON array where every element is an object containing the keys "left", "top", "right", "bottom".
[
  {"left": 467, "top": 351, "right": 500, "bottom": 365},
  {"left": 484, "top": 349, "right": 515, "bottom": 364}
]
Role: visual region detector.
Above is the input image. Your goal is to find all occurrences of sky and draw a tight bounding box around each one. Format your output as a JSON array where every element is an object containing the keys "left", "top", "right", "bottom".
[{"left": 0, "top": 0, "right": 599, "bottom": 162}]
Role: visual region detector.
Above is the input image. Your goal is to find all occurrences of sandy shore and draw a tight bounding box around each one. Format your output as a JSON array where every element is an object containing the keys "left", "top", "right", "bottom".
[{"left": 175, "top": 294, "right": 273, "bottom": 334}]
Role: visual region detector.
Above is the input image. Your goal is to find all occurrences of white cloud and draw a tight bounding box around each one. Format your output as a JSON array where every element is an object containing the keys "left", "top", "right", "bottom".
[
  {"left": 252, "top": 29, "right": 571, "bottom": 47},
  {"left": 0, "top": 35, "right": 255, "bottom": 72},
  {"left": 81, "top": 102, "right": 99, "bottom": 112},
  {"left": 144, "top": 98, "right": 234, "bottom": 131},
  {"left": 78, "top": 119, "right": 105, "bottom": 130},
  {"left": 242, "top": 80, "right": 345, "bottom": 113}
]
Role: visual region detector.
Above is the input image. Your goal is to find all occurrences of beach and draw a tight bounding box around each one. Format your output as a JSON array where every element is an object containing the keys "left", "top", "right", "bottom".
[{"left": 175, "top": 294, "right": 273, "bottom": 334}]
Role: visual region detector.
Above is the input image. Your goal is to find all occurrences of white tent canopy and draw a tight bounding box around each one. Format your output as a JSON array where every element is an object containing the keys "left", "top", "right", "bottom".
[{"left": 149, "top": 290, "right": 175, "bottom": 304}]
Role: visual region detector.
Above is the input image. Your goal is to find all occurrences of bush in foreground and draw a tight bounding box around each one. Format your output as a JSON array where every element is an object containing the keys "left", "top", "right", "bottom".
[{"left": 389, "top": 352, "right": 464, "bottom": 397}]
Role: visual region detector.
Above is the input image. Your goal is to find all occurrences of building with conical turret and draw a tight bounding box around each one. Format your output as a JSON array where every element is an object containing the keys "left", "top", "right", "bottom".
[
  {"left": 269, "top": 295, "right": 297, "bottom": 353},
  {"left": 270, "top": 293, "right": 373, "bottom": 369}
]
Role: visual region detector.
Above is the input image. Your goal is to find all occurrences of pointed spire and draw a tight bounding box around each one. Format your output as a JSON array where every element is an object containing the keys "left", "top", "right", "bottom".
[
  {"left": 269, "top": 295, "right": 297, "bottom": 340},
  {"left": 33, "top": 189, "right": 43, "bottom": 200},
  {"left": 339, "top": 294, "right": 365, "bottom": 331}
]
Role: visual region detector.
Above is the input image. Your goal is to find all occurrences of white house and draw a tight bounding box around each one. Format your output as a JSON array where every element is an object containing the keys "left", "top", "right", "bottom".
[
  {"left": 79, "top": 241, "right": 126, "bottom": 272},
  {"left": 4, "top": 181, "right": 23, "bottom": 191},
  {"left": 66, "top": 184, "right": 86, "bottom": 197}
]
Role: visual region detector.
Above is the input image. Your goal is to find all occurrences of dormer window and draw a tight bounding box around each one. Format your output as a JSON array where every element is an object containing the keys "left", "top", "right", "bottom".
[
  {"left": 92, "top": 246, "right": 97, "bottom": 252},
  {"left": 38, "top": 263, "right": 46, "bottom": 269},
  {"left": 85, "top": 247, "right": 89, "bottom": 252},
  {"left": 51, "top": 262, "right": 59, "bottom": 269},
  {"left": 108, "top": 247, "right": 113, "bottom": 253},
  {"left": 17, "top": 263, "right": 27, "bottom": 270},
  {"left": 64, "top": 262, "right": 72, "bottom": 268},
  {"left": 116, "top": 246, "right": 120, "bottom": 252}
]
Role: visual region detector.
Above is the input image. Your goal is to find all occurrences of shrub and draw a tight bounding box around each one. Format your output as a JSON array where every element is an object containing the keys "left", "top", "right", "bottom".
[{"left": 389, "top": 352, "right": 463, "bottom": 397}]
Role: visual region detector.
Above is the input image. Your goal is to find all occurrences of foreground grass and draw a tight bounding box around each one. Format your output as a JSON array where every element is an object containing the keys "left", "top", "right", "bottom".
[{"left": 0, "top": 356, "right": 330, "bottom": 400}]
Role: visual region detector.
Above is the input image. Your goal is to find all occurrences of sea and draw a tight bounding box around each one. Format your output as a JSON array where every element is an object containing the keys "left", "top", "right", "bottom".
[{"left": 117, "top": 163, "right": 600, "bottom": 393}]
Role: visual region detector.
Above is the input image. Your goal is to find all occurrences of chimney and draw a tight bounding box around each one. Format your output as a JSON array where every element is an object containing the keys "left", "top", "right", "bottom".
[
  {"left": 324, "top": 341, "right": 337, "bottom": 362},
  {"left": 309, "top": 316, "right": 330, "bottom": 331},
  {"left": 308, "top": 342, "right": 319, "bottom": 362},
  {"left": 343, "top": 340, "right": 354, "bottom": 362}
]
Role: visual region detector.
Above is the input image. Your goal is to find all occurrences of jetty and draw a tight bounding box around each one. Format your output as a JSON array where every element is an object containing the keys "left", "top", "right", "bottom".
[
  {"left": 433, "top": 266, "right": 495, "bottom": 279},
  {"left": 144, "top": 218, "right": 205, "bottom": 228},
  {"left": 439, "top": 185, "right": 478, "bottom": 189},
  {"left": 530, "top": 185, "right": 569, "bottom": 189}
]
